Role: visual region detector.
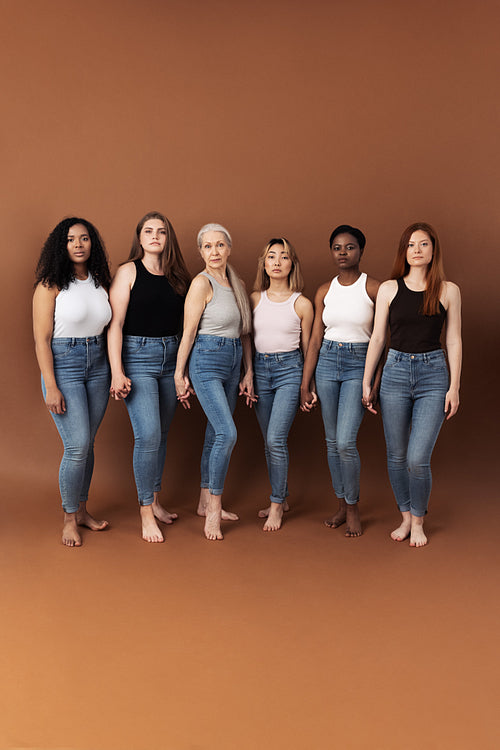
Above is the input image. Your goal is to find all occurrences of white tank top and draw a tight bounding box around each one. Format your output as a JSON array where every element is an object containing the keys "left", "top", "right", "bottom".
[
  {"left": 322, "top": 273, "right": 374, "bottom": 343},
  {"left": 53, "top": 274, "right": 112, "bottom": 338},
  {"left": 253, "top": 291, "right": 301, "bottom": 353}
]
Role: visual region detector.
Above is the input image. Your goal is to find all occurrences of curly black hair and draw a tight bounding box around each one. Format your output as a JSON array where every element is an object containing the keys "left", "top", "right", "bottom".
[{"left": 35, "top": 217, "right": 111, "bottom": 290}]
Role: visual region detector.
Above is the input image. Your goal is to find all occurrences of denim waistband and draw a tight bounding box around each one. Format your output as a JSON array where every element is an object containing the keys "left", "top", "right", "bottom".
[
  {"left": 123, "top": 335, "right": 179, "bottom": 344},
  {"left": 321, "top": 340, "right": 369, "bottom": 352},
  {"left": 52, "top": 334, "right": 105, "bottom": 345},
  {"left": 254, "top": 349, "right": 301, "bottom": 361},
  {"left": 194, "top": 334, "right": 241, "bottom": 346},
  {"left": 388, "top": 348, "right": 445, "bottom": 362}
]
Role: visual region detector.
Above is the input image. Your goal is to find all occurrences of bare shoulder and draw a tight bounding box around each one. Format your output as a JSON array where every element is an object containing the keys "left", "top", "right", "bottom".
[
  {"left": 314, "top": 280, "right": 331, "bottom": 305},
  {"left": 365, "top": 275, "right": 381, "bottom": 301},
  {"left": 295, "top": 293, "right": 313, "bottom": 316},
  {"left": 33, "top": 281, "right": 58, "bottom": 302},
  {"left": 378, "top": 279, "right": 398, "bottom": 304},
  {"left": 441, "top": 280, "right": 461, "bottom": 309},
  {"left": 250, "top": 290, "right": 261, "bottom": 309},
  {"left": 112, "top": 261, "right": 136, "bottom": 287}
]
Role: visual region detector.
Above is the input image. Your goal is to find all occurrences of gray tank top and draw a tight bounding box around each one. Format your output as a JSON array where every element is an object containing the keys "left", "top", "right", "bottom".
[{"left": 197, "top": 272, "right": 241, "bottom": 338}]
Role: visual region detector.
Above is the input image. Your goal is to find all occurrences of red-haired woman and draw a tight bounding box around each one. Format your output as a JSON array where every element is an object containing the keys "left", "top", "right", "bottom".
[{"left": 362, "top": 223, "right": 462, "bottom": 547}]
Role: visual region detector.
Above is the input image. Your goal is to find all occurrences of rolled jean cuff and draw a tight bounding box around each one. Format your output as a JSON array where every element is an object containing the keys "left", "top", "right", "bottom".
[
  {"left": 269, "top": 495, "right": 284, "bottom": 504},
  {"left": 138, "top": 495, "right": 154, "bottom": 506}
]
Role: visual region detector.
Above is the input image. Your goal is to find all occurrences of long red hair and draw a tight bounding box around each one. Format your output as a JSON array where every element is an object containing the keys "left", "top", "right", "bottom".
[{"left": 391, "top": 222, "right": 445, "bottom": 315}]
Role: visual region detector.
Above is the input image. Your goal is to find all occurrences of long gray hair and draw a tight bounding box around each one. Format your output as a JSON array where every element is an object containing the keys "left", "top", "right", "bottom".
[{"left": 197, "top": 223, "right": 252, "bottom": 334}]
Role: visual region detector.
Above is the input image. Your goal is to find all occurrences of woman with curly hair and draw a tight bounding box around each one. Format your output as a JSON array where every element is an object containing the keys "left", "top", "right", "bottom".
[
  {"left": 362, "top": 222, "right": 462, "bottom": 547},
  {"left": 250, "top": 238, "right": 313, "bottom": 531},
  {"left": 33, "top": 217, "right": 112, "bottom": 547},
  {"left": 174, "top": 223, "right": 254, "bottom": 541},
  {"left": 107, "top": 211, "right": 190, "bottom": 543}
]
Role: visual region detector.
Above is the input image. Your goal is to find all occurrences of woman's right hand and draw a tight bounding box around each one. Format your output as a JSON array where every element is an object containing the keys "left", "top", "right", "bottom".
[
  {"left": 110, "top": 373, "right": 132, "bottom": 400},
  {"left": 361, "top": 383, "right": 377, "bottom": 415},
  {"left": 45, "top": 386, "right": 66, "bottom": 414},
  {"left": 300, "top": 387, "right": 318, "bottom": 412}
]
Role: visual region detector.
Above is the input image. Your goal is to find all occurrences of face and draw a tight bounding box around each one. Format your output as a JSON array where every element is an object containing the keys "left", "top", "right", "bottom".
[
  {"left": 139, "top": 218, "right": 167, "bottom": 253},
  {"left": 67, "top": 223, "right": 91, "bottom": 265},
  {"left": 406, "top": 230, "right": 433, "bottom": 267},
  {"left": 330, "top": 233, "right": 362, "bottom": 269},
  {"left": 199, "top": 230, "right": 231, "bottom": 269},
  {"left": 264, "top": 244, "right": 293, "bottom": 281}
]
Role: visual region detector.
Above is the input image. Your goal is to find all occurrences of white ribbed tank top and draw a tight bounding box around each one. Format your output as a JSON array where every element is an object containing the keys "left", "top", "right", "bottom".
[{"left": 322, "top": 273, "right": 374, "bottom": 343}]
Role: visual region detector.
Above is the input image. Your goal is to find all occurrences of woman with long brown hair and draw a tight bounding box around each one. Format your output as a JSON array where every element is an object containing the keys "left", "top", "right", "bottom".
[
  {"left": 108, "top": 211, "right": 190, "bottom": 543},
  {"left": 362, "top": 222, "right": 462, "bottom": 547}
]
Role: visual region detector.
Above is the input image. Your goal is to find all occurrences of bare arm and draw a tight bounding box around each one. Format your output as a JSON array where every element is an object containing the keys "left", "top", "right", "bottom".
[
  {"left": 107, "top": 263, "right": 135, "bottom": 400},
  {"left": 300, "top": 283, "right": 329, "bottom": 411},
  {"left": 362, "top": 280, "right": 396, "bottom": 414},
  {"left": 239, "top": 333, "right": 257, "bottom": 407},
  {"left": 442, "top": 281, "right": 462, "bottom": 419},
  {"left": 174, "top": 275, "right": 212, "bottom": 409},
  {"left": 33, "top": 283, "right": 66, "bottom": 414},
  {"left": 295, "top": 294, "right": 314, "bottom": 358}
]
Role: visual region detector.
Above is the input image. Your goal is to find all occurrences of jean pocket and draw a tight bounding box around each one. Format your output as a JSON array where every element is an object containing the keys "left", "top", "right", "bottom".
[{"left": 52, "top": 342, "right": 72, "bottom": 359}]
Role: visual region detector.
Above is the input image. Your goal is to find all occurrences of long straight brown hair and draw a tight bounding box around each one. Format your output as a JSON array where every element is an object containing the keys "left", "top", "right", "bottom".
[
  {"left": 128, "top": 211, "right": 191, "bottom": 295},
  {"left": 391, "top": 222, "right": 445, "bottom": 315}
]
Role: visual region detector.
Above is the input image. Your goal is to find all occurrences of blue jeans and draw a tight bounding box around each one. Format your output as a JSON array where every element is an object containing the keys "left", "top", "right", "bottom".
[
  {"left": 254, "top": 349, "right": 303, "bottom": 503},
  {"left": 42, "top": 335, "right": 110, "bottom": 513},
  {"left": 380, "top": 348, "right": 449, "bottom": 517},
  {"left": 189, "top": 335, "right": 242, "bottom": 496},
  {"left": 123, "top": 336, "right": 179, "bottom": 506},
  {"left": 315, "top": 340, "right": 368, "bottom": 505}
]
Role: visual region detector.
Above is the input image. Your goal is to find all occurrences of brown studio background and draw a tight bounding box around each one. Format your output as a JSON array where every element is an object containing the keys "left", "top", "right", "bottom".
[{"left": 1, "top": 1, "right": 499, "bottom": 749}]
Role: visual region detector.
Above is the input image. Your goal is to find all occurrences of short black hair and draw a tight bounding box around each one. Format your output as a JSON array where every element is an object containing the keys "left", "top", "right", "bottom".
[{"left": 329, "top": 224, "right": 366, "bottom": 250}]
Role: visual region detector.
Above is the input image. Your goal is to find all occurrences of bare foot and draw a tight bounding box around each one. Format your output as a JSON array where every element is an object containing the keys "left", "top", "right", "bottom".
[
  {"left": 152, "top": 493, "right": 178, "bottom": 524},
  {"left": 204, "top": 494, "right": 223, "bottom": 541},
  {"left": 345, "top": 503, "right": 362, "bottom": 537},
  {"left": 390, "top": 511, "right": 412, "bottom": 541},
  {"left": 263, "top": 502, "right": 283, "bottom": 531},
  {"left": 324, "top": 499, "right": 347, "bottom": 528},
  {"left": 197, "top": 487, "right": 238, "bottom": 521},
  {"left": 258, "top": 500, "right": 290, "bottom": 518},
  {"left": 76, "top": 503, "right": 109, "bottom": 531},
  {"left": 410, "top": 516, "right": 428, "bottom": 547},
  {"left": 140, "top": 505, "right": 164, "bottom": 543},
  {"left": 62, "top": 512, "right": 82, "bottom": 547}
]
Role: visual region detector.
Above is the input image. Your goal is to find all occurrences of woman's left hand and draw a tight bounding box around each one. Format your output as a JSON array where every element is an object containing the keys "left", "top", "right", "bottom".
[
  {"left": 175, "top": 374, "right": 194, "bottom": 410},
  {"left": 445, "top": 388, "right": 460, "bottom": 419},
  {"left": 239, "top": 372, "right": 257, "bottom": 408}
]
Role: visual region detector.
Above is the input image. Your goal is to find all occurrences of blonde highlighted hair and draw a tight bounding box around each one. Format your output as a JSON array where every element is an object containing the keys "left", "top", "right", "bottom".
[
  {"left": 254, "top": 238, "right": 304, "bottom": 293},
  {"left": 197, "top": 223, "right": 252, "bottom": 335}
]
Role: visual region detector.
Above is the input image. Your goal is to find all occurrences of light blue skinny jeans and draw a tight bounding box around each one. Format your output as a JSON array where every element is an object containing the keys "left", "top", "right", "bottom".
[
  {"left": 42, "top": 335, "right": 110, "bottom": 514},
  {"left": 315, "top": 340, "right": 368, "bottom": 505},
  {"left": 254, "top": 349, "right": 303, "bottom": 504},
  {"left": 122, "top": 335, "right": 179, "bottom": 506},
  {"left": 380, "top": 348, "right": 449, "bottom": 517},
  {"left": 189, "top": 335, "right": 242, "bottom": 496}
]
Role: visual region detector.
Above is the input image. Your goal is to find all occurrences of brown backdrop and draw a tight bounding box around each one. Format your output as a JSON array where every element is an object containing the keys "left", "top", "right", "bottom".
[{"left": 1, "top": 1, "right": 499, "bottom": 748}]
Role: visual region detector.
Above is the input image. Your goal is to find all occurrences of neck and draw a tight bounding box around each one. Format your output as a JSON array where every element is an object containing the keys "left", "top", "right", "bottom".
[
  {"left": 73, "top": 262, "right": 88, "bottom": 280},
  {"left": 206, "top": 265, "right": 228, "bottom": 283},
  {"left": 267, "top": 278, "right": 291, "bottom": 295},
  {"left": 406, "top": 267, "right": 428, "bottom": 289},
  {"left": 337, "top": 267, "right": 361, "bottom": 285},
  {"left": 142, "top": 252, "right": 163, "bottom": 274}
]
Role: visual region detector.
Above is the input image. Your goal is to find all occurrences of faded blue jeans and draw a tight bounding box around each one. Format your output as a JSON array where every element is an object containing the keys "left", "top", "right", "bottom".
[
  {"left": 254, "top": 349, "right": 303, "bottom": 503},
  {"left": 123, "top": 335, "right": 179, "bottom": 506},
  {"left": 42, "top": 335, "right": 110, "bottom": 513},
  {"left": 380, "top": 348, "right": 449, "bottom": 517},
  {"left": 189, "top": 335, "right": 242, "bottom": 496},
  {"left": 315, "top": 340, "right": 368, "bottom": 505}
]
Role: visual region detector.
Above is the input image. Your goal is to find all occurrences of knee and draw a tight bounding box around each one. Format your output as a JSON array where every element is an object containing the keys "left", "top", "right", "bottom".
[
  {"left": 219, "top": 423, "right": 237, "bottom": 451},
  {"left": 266, "top": 430, "right": 287, "bottom": 457},
  {"left": 407, "top": 454, "right": 430, "bottom": 478},
  {"left": 337, "top": 437, "right": 357, "bottom": 459},
  {"left": 134, "top": 425, "right": 161, "bottom": 452}
]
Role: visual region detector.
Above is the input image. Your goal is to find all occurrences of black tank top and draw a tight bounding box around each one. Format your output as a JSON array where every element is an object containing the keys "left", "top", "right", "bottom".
[
  {"left": 389, "top": 278, "right": 446, "bottom": 353},
  {"left": 123, "top": 260, "right": 185, "bottom": 337}
]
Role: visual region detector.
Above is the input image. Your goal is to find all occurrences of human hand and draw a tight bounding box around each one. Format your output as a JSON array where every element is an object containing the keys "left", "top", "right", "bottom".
[{"left": 45, "top": 386, "right": 66, "bottom": 414}]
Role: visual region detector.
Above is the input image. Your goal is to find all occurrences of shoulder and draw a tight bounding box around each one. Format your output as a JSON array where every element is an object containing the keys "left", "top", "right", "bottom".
[
  {"left": 365, "top": 275, "right": 381, "bottom": 301},
  {"left": 250, "top": 291, "right": 261, "bottom": 310},
  {"left": 33, "top": 281, "right": 59, "bottom": 302},
  {"left": 294, "top": 294, "right": 313, "bottom": 316},
  {"left": 113, "top": 262, "right": 136, "bottom": 285},
  {"left": 441, "top": 280, "right": 461, "bottom": 309},
  {"left": 314, "top": 280, "right": 331, "bottom": 305},
  {"left": 377, "top": 279, "right": 398, "bottom": 305}
]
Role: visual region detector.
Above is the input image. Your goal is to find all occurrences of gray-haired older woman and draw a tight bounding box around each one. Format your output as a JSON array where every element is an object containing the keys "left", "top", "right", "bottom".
[{"left": 174, "top": 223, "right": 255, "bottom": 540}]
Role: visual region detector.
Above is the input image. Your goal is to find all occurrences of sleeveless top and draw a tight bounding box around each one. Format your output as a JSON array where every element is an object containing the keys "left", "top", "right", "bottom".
[
  {"left": 123, "top": 259, "right": 185, "bottom": 337},
  {"left": 53, "top": 274, "right": 111, "bottom": 338},
  {"left": 197, "top": 272, "right": 241, "bottom": 338},
  {"left": 322, "top": 273, "right": 374, "bottom": 343},
  {"left": 389, "top": 277, "right": 446, "bottom": 353},
  {"left": 253, "top": 291, "right": 301, "bottom": 353}
]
